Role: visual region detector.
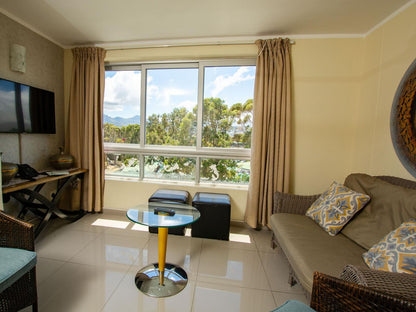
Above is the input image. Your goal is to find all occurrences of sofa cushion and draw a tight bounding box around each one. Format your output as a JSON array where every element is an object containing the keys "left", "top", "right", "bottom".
[
  {"left": 362, "top": 219, "right": 416, "bottom": 274},
  {"left": 343, "top": 173, "right": 416, "bottom": 249},
  {"left": 305, "top": 181, "right": 370, "bottom": 236},
  {"left": 0, "top": 247, "right": 37, "bottom": 293},
  {"left": 270, "top": 213, "right": 366, "bottom": 293}
]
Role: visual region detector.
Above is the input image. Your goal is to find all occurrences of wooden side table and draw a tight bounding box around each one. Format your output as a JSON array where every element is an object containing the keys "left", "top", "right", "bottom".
[{"left": 2, "top": 168, "right": 87, "bottom": 237}]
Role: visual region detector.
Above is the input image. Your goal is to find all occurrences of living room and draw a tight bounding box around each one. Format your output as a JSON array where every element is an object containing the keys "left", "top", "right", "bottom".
[{"left": 1, "top": 1, "right": 416, "bottom": 311}]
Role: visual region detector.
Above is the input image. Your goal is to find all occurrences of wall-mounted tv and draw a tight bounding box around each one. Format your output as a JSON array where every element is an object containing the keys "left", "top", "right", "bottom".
[{"left": 0, "top": 78, "right": 56, "bottom": 134}]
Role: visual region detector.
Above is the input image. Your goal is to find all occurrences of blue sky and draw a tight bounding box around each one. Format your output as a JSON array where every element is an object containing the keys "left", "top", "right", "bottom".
[{"left": 104, "top": 66, "right": 255, "bottom": 119}]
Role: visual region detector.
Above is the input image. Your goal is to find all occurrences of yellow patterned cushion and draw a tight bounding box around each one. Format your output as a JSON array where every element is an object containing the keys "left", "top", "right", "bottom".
[
  {"left": 362, "top": 220, "right": 416, "bottom": 274},
  {"left": 306, "top": 181, "right": 370, "bottom": 236}
]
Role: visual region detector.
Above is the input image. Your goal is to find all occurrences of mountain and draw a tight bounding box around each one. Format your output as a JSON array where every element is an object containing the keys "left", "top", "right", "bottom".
[{"left": 103, "top": 114, "right": 140, "bottom": 127}]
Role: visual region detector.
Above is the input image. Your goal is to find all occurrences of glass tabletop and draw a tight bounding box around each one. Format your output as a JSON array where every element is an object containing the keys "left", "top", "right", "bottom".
[{"left": 127, "top": 202, "right": 200, "bottom": 228}]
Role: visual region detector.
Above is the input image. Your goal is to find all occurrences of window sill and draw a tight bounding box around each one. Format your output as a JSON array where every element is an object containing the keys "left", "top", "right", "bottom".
[{"left": 104, "top": 175, "right": 249, "bottom": 191}]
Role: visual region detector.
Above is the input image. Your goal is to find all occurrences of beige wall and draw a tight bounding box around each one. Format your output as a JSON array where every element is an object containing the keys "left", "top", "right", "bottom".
[
  {"left": 290, "top": 37, "right": 363, "bottom": 193},
  {"left": 62, "top": 2, "right": 416, "bottom": 220},
  {"left": 106, "top": 44, "right": 257, "bottom": 63},
  {"left": 0, "top": 13, "right": 64, "bottom": 169},
  {"left": 105, "top": 178, "right": 249, "bottom": 221},
  {"left": 351, "top": 3, "right": 416, "bottom": 181},
  {"left": 292, "top": 3, "right": 416, "bottom": 194}
]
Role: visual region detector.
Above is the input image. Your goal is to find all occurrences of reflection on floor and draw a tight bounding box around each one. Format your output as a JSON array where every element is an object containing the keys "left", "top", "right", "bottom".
[{"left": 22, "top": 209, "right": 308, "bottom": 312}]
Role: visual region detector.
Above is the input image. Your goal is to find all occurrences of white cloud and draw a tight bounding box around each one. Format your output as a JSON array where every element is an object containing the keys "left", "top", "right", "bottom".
[
  {"left": 210, "top": 67, "right": 255, "bottom": 97},
  {"left": 177, "top": 100, "right": 197, "bottom": 111},
  {"left": 104, "top": 71, "right": 197, "bottom": 116},
  {"left": 147, "top": 83, "right": 194, "bottom": 113},
  {"left": 104, "top": 71, "right": 141, "bottom": 115}
]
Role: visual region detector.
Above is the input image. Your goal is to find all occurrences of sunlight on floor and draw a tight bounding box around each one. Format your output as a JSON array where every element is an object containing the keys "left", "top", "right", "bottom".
[
  {"left": 91, "top": 218, "right": 130, "bottom": 229},
  {"left": 229, "top": 233, "right": 251, "bottom": 244},
  {"left": 132, "top": 223, "right": 149, "bottom": 231}
]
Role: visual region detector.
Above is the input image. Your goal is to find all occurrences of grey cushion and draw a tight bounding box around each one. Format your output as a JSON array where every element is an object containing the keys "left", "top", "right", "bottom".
[
  {"left": 0, "top": 247, "right": 37, "bottom": 293},
  {"left": 343, "top": 173, "right": 416, "bottom": 249},
  {"left": 270, "top": 213, "right": 366, "bottom": 293}
]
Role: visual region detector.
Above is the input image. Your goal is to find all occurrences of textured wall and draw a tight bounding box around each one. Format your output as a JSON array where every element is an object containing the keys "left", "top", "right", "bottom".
[{"left": 0, "top": 13, "right": 64, "bottom": 169}]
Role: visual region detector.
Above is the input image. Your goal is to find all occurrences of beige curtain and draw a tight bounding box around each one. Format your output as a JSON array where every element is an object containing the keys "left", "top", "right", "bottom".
[
  {"left": 245, "top": 38, "right": 292, "bottom": 228},
  {"left": 66, "top": 47, "right": 106, "bottom": 213}
]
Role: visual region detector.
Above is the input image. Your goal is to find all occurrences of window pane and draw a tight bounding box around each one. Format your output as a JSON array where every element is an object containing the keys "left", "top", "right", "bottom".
[
  {"left": 203, "top": 66, "right": 255, "bottom": 148},
  {"left": 144, "top": 155, "right": 195, "bottom": 181},
  {"left": 146, "top": 68, "right": 198, "bottom": 146},
  {"left": 105, "top": 153, "right": 140, "bottom": 177},
  {"left": 200, "top": 158, "right": 250, "bottom": 184},
  {"left": 104, "top": 71, "right": 141, "bottom": 143}
]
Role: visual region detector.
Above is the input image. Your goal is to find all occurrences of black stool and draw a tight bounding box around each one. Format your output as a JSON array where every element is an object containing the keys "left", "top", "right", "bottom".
[
  {"left": 191, "top": 192, "right": 231, "bottom": 240},
  {"left": 148, "top": 189, "right": 190, "bottom": 235}
]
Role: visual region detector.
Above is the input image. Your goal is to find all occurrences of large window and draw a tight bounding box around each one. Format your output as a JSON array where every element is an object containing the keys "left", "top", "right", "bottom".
[{"left": 103, "top": 60, "right": 255, "bottom": 185}]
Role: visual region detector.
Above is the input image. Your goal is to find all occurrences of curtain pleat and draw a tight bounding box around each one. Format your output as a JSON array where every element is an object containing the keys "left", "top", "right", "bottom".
[
  {"left": 245, "top": 38, "right": 292, "bottom": 228},
  {"left": 66, "top": 47, "right": 106, "bottom": 213}
]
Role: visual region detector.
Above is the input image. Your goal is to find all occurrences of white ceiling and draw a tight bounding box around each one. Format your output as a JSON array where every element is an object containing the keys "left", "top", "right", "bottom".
[{"left": 0, "top": 0, "right": 413, "bottom": 48}]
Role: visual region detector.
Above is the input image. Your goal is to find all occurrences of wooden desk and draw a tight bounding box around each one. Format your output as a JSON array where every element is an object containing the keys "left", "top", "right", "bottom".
[{"left": 2, "top": 168, "right": 87, "bottom": 238}]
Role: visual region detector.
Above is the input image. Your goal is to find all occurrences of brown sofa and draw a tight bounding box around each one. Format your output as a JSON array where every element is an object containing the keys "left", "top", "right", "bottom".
[{"left": 270, "top": 173, "right": 416, "bottom": 303}]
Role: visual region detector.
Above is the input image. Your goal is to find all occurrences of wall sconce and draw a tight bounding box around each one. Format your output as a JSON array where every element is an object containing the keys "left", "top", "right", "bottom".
[{"left": 10, "top": 44, "right": 26, "bottom": 73}]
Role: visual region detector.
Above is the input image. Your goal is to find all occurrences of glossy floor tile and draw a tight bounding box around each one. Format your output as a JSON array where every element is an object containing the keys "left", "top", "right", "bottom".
[{"left": 25, "top": 210, "right": 308, "bottom": 312}]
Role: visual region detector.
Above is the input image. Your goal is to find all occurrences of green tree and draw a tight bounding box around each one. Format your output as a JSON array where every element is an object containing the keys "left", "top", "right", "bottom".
[
  {"left": 104, "top": 96, "right": 252, "bottom": 183},
  {"left": 202, "top": 97, "right": 233, "bottom": 147},
  {"left": 230, "top": 99, "right": 253, "bottom": 148}
]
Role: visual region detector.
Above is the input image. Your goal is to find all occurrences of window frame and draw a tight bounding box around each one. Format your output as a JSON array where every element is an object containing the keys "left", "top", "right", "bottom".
[{"left": 104, "top": 59, "right": 255, "bottom": 185}]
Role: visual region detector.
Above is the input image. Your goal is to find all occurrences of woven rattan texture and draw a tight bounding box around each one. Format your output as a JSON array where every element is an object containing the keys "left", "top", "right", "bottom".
[
  {"left": 273, "top": 192, "right": 320, "bottom": 215},
  {"left": 341, "top": 264, "right": 416, "bottom": 304},
  {"left": 0, "top": 211, "right": 38, "bottom": 312},
  {"left": 311, "top": 272, "right": 416, "bottom": 312}
]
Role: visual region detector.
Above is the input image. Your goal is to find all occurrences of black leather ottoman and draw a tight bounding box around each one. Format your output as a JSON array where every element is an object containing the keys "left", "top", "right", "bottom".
[
  {"left": 148, "top": 189, "right": 190, "bottom": 235},
  {"left": 191, "top": 192, "right": 231, "bottom": 240}
]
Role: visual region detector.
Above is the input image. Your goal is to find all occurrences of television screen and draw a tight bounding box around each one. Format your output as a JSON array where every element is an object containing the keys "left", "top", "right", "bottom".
[
  {"left": 0, "top": 79, "right": 20, "bottom": 133},
  {"left": 0, "top": 78, "right": 56, "bottom": 134}
]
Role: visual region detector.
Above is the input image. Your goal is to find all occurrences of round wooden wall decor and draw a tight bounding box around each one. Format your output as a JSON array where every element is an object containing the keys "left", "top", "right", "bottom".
[{"left": 391, "top": 58, "right": 416, "bottom": 177}]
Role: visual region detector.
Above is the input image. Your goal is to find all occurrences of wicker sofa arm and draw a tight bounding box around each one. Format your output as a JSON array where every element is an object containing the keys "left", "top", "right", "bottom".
[
  {"left": 0, "top": 211, "right": 35, "bottom": 251},
  {"left": 273, "top": 191, "right": 320, "bottom": 215},
  {"left": 340, "top": 264, "right": 416, "bottom": 304},
  {"left": 311, "top": 272, "right": 416, "bottom": 312}
]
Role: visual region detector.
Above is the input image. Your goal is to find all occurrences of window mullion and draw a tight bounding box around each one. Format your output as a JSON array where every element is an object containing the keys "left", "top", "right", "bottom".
[
  {"left": 196, "top": 63, "right": 204, "bottom": 150},
  {"left": 195, "top": 156, "right": 201, "bottom": 183},
  {"left": 140, "top": 66, "right": 147, "bottom": 148}
]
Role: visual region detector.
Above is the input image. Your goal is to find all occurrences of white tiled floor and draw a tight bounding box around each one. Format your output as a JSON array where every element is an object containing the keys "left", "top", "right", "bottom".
[{"left": 23, "top": 210, "right": 308, "bottom": 312}]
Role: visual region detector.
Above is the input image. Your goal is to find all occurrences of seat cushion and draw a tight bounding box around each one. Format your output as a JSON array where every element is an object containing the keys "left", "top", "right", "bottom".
[
  {"left": 271, "top": 300, "right": 316, "bottom": 312},
  {"left": 343, "top": 173, "right": 416, "bottom": 249},
  {"left": 148, "top": 189, "right": 190, "bottom": 204},
  {"left": 270, "top": 213, "right": 366, "bottom": 293},
  {"left": 0, "top": 247, "right": 37, "bottom": 293}
]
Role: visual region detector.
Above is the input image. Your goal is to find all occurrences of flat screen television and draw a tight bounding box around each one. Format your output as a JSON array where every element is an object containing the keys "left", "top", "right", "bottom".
[{"left": 0, "top": 78, "right": 56, "bottom": 134}]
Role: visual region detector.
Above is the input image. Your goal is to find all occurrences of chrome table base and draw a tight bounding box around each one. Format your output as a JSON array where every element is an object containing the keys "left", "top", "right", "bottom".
[{"left": 135, "top": 263, "right": 188, "bottom": 297}]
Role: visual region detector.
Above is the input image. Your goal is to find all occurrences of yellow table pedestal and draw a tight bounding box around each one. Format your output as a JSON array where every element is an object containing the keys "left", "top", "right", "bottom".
[
  {"left": 158, "top": 227, "right": 168, "bottom": 286},
  {"left": 134, "top": 227, "right": 188, "bottom": 298}
]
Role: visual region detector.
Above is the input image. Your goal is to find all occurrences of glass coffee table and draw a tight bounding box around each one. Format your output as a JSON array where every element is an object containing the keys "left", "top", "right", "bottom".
[{"left": 127, "top": 202, "right": 200, "bottom": 298}]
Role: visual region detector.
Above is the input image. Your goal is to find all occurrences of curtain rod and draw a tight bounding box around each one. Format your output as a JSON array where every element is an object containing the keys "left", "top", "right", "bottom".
[{"left": 92, "top": 36, "right": 295, "bottom": 50}]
